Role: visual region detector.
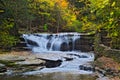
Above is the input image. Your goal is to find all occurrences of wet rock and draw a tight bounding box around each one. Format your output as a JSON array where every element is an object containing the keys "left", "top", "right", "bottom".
[
  {"left": 26, "top": 39, "right": 39, "bottom": 47},
  {"left": 0, "top": 63, "right": 7, "bottom": 73},
  {"left": 75, "top": 35, "right": 94, "bottom": 52},
  {"left": 68, "top": 41, "right": 73, "bottom": 51},
  {"left": 47, "top": 42, "right": 51, "bottom": 50},
  {"left": 63, "top": 57, "right": 73, "bottom": 61},
  {"left": 94, "top": 66, "right": 120, "bottom": 79},
  {"left": 44, "top": 60, "right": 62, "bottom": 68},
  {"left": 76, "top": 45, "right": 93, "bottom": 52},
  {"left": 33, "top": 66, "right": 45, "bottom": 71},
  {"left": 79, "top": 65, "right": 95, "bottom": 72},
  {"left": 60, "top": 42, "right": 69, "bottom": 51},
  {"left": 0, "top": 67, "right": 7, "bottom": 73},
  {"left": 37, "top": 58, "right": 62, "bottom": 68},
  {"left": 68, "top": 54, "right": 88, "bottom": 58},
  {"left": 95, "top": 67, "right": 106, "bottom": 76},
  {"left": 105, "top": 68, "right": 114, "bottom": 75}
]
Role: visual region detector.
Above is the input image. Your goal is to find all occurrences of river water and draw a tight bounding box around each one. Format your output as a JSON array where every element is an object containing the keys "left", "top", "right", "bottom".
[
  {"left": 0, "top": 33, "right": 96, "bottom": 80},
  {"left": 0, "top": 72, "right": 96, "bottom": 80}
]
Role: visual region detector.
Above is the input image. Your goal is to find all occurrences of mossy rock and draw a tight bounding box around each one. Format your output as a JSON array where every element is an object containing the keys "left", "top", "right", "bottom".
[{"left": 0, "top": 60, "right": 19, "bottom": 67}]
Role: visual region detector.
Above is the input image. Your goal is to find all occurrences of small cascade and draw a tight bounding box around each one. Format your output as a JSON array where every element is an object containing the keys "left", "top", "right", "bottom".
[
  {"left": 72, "top": 33, "right": 80, "bottom": 50},
  {"left": 23, "top": 32, "right": 80, "bottom": 53},
  {"left": 22, "top": 32, "right": 95, "bottom": 75}
]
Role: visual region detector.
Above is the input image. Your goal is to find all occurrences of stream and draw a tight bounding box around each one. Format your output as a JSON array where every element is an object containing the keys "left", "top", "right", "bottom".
[
  {"left": 0, "top": 32, "right": 96, "bottom": 80},
  {"left": 0, "top": 73, "right": 96, "bottom": 80}
]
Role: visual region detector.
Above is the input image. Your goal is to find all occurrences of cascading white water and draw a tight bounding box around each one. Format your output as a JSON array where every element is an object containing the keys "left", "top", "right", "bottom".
[
  {"left": 23, "top": 32, "right": 80, "bottom": 52},
  {"left": 23, "top": 32, "right": 95, "bottom": 75}
]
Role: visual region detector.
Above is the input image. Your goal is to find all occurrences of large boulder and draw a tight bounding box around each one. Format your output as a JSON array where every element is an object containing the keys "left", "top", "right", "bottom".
[{"left": 37, "top": 58, "right": 62, "bottom": 68}]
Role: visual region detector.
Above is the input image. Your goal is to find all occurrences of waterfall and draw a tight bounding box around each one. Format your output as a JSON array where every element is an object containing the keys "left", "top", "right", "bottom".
[
  {"left": 22, "top": 32, "right": 95, "bottom": 75},
  {"left": 72, "top": 33, "right": 80, "bottom": 50},
  {"left": 23, "top": 32, "right": 80, "bottom": 53}
]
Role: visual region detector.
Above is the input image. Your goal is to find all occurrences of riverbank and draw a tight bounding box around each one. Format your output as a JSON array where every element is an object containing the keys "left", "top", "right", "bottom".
[
  {"left": 93, "top": 32, "right": 120, "bottom": 80},
  {"left": 94, "top": 56, "right": 120, "bottom": 80},
  {"left": 0, "top": 51, "right": 44, "bottom": 75}
]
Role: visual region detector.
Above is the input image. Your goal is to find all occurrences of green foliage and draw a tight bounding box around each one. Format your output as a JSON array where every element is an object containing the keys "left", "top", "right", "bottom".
[
  {"left": 0, "top": 20, "right": 18, "bottom": 50},
  {"left": 1, "top": 35, "right": 17, "bottom": 48},
  {"left": 0, "top": 0, "right": 119, "bottom": 50},
  {"left": 27, "top": 0, "right": 80, "bottom": 33},
  {"left": 95, "top": 0, "right": 120, "bottom": 49},
  {"left": 43, "top": 24, "right": 48, "bottom": 31},
  {"left": 66, "top": 20, "right": 82, "bottom": 32},
  {"left": 68, "top": 0, "right": 120, "bottom": 49}
]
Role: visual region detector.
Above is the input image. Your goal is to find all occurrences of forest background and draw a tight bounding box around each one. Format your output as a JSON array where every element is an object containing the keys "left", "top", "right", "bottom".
[{"left": 0, "top": 0, "right": 120, "bottom": 50}]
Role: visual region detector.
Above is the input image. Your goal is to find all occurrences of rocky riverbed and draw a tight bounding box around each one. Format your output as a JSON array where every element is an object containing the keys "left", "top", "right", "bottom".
[
  {"left": 0, "top": 51, "right": 94, "bottom": 74},
  {"left": 0, "top": 51, "right": 120, "bottom": 80}
]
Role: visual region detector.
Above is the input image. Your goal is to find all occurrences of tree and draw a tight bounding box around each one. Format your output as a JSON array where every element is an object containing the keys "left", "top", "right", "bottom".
[
  {"left": 0, "top": 0, "right": 32, "bottom": 50},
  {"left": 67, "top": 0, "right": 120, "bottom": 49}
]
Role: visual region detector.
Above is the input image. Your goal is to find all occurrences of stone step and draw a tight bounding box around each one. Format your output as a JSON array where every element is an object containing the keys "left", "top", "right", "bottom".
[
  {"left": 75, "top": 40, "right": 93, "bottom": 45},
  {"left": 12, "top": 47, "right": 31, "bottom": 51},
  {"left": 75, "top": 45, "right": 94, "bottom": 52}
]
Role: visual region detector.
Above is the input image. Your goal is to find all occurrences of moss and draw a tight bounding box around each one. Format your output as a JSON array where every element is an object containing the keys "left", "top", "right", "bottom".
[
  {"left": 94, "top": 33, "right": 120, "bottom": 63},
  {"left": 111, "top": 37, "right": 120, "bottom": 49},
  {"left": 0, "top": 60, "right": 19, "bottom": 67},
  {"left": 94, "top": 60, "right": 104, "bottom": 68}
]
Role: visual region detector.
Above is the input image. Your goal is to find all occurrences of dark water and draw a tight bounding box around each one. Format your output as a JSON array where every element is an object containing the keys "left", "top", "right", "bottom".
[{"left": 0, "top": 72, "right": 96, "bottom": 80}]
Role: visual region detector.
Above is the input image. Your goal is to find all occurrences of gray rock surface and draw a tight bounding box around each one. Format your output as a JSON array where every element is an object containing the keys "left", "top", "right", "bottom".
[
  {"left": 15, "top": 59, "right": 45, "bottom": 66},
  {"left": 0, "top": 54, "right": 25, "bottom": 61}
]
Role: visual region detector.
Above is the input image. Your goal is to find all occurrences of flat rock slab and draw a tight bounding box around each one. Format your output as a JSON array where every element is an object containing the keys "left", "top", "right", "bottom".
[
  {"left": 15, "top": 59, "right": 45, "bottom": 66},
  {"left": 0, "top": 54, "right": 26, "bottom": 61}
]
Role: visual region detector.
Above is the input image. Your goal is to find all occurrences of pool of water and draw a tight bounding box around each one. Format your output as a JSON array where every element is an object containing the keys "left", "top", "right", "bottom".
[{"left": 0, "top": 72, "right": 97, "bottom": 80}]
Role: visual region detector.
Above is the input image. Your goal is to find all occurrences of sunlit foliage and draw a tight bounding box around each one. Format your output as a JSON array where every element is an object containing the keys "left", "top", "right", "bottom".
[{"left": 0, "top": 0, "right": 119, "bottom": 50}]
